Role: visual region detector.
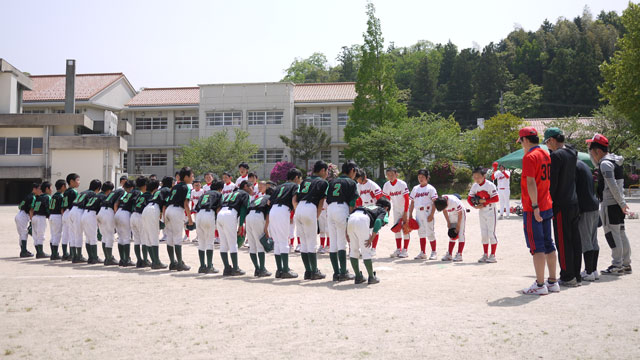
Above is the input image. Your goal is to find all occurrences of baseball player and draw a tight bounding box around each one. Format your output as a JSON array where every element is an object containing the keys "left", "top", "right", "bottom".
[
  {"left": 267, "top": 168, "right": 302, "bottom": 279},
  {"left": 188, "top": 179, "right": 204, "bottom": 242},
  {"left": 492, "top": 164, "right": 511, "bottom": 219},
  {"left": 326, "top": 161, "right": 359, "bottom": 282},
  {"left": 131, "top": 178, "right": 154, "bottom": 268},
  {"left": 235, "top": 162, "right": 250, "bottom": 187},
  {"left": 114, "top": 180, "right": 136, "bottom": 267},
  {"left": 202, "top": 172, "right": 215, "bottom": 191},
  {"left": 61, "top": 173, "right": 80, "bottom": 261},
  {"left": 30, "top": 182, "right": 51, "bottom": 259},
  {"left": 317, "top": 200, "right": 329, "bottom": 254},
  {"left": 81, "top": 179, "right": 105, "bottom": 264},
  {"left": 218, "top": 181, "right": 252, "bottom": 276},
  {"left": 409, "top": 169, "right": 439, "bottom": 260},
  {"left": 468, "top": 167, "right": 499, "bottom": 263},
  {"left": 98, "top": 180, "right": 124, "bottom": 266},
  {"left": 383, "top": 168, "right": 410, "bottom": 258},
  {"left": 248, "top": 172, "right": 260, "bottom": 199},
  {"left": 15, "top": 182, "right": 40, "bottom": 258},
  {"left": 69, "top": 180, "right": 93, "bottom": 263},
  {"left": 295, "top": 160, "right": 329, "bottom": 280},
  {"left": 48, "top": 179, "right": 66, "bottom": 260},
  {"left": 348, "top": 197, "right": 391, "bottom": 285},
  {"left": 356, "top": 169, "right": 382, "bottom": 256},
  {"left": 246, "top": 187, "right": 274, "bottom": 277},
  {"left": 141, "top": 176, "right": 173, "bottom": 269},
  {"left": 434, "top": 195, "right": 467, "bottom": 262},
  {"left": 194, "top": 181, "right": 223, "bottom": 274},
  {"left": 222, "top": 172, "right": 237, "bottom": 195},
  {"left": 165, "top": 167, "right": 194, "bottom": 271}
]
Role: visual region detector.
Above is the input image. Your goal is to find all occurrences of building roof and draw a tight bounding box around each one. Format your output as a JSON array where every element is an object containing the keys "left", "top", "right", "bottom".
[
  {"left": 525, "top": 117, "right": 593, "bottom": 134},
  {"left": 0, "top": 58, "right": 33, "bottom": 90},
  {"left": 126, "top": 87, "right": 200, "bottom": 107},
  {"left": 23, "top": 73, "right": 126, "bottom": 102},
  {"left": 293, "top": 82, "right": 356, "bottom": 103}
]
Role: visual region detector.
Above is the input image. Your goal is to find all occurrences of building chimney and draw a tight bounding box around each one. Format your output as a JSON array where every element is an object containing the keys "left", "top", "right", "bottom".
[{"left": 64, "top": 59, "right": 76, "bottom": 114}]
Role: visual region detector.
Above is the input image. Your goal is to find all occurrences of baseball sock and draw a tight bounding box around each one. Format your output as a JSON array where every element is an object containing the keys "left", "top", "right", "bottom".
[
  {"left": 395, "top": 237, "right": 402, "bottom": 250},
  {"left": 593, "top": 250, "right": 599, "bottom": 272},
  {"left": 309, "top": 253, "right": 318, "bottom": 272},
  {"left": 274, "top": 254, "right": 282, "bottom": 272},
  {"left": 329, "top": 252, "right": 339, "bottom": 275},
  {"left": 448, "top": 241, "right": 456, "bottom": 254},
  {"left": 326, "top": 238, "right": 330, "bottom": 247},
  {"left": 281, "top": 253, "right": 290, "bottom": 272},
  {"left": 372, "top": 234, "right": 379, "bottom": 249},
  {"left": 297, "top": 237, "right": 300, "bottom": 245},
  {"left": 320, "top": 237, "right": 325, "bottom": 247},
  {"left": 483, "top": 244, "right": 489, "bottom": 255},
  {"left": 220, "top": 252, "right": 230, "bottom": 269},
  {"left": 124, "top": 244, "right": 131, "bottom": 261},
  {"left": 117, "top": 244, "right": 123, "bottom": 261},
  {"left": 175, "top": 245, "right": 184, "bottom": 264},
  {"left": 101, "top": 242, "right": 105, "bottom": 255},
  {"left": 230, "top": 252, "right": 239, "bottom": 270},
  {"left": 403, "top": 237, "right": 410, "bottom": 250},
  {"left": 457, "top": 242, "right": 465, "bottom": 254},
  {"left": 185, "top": 230, "right": 190, "bottom": 238},
  {"left": 198, "top": 250, "right": 205, "bottom": 268},
  {"left": 85, "top": 243, "right": 90, "bottom": 258},
  {"left": 258, "top": 252, "right": 266, "bottom": 270},
  {"left": 420, "top": 238, "right": 426, "bottom": 253},
  {"left": 364, "top": 259, "right": 374, "bottom": 278},
  {"left": 350, "top": 257, "right": 361, "bottom": 278},
  {"left": 134, "top": 245, "right": 142, "bottom": 262},
  {"left": 491, "top": 243, "right": 497, "bottom": 255},
  {"left": 62, "top": 244, "right": 68, "bottom": 257},
  {"left": 289, "top": 238, "right": 294, "bottom": 246},
  {"left": 142, "top": 245, "right": 149, "bottom": 262},
  {"left": 104, "top": 247, "right": 111, "bottom": 262},
  {"left": 206, "top": 250, "right": 213, "bottom": 269},
  {"left": 338, "top": 250, "right": 347, "bottom": 274},
  {"left": 50, "top": 244, "right": 57, "bottom": 256},
  {"left": 249, "top": 253, "right": 259, "bottom": 270},
  {"left": 167, "top": 245, "right": 175, "bottom": 264},
  {"left": 70, "top": 245, "right": 76, "bottom": 259},
  {"left": 430, "top": 240, "right": 436, "bottom": 252},
  {"left": 301, "top": 252, "right": 311, "bottom": 272}
]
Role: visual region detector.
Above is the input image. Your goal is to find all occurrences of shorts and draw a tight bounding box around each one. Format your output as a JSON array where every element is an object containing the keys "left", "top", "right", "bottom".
[{"left": 523, "top": 209, "right": 555, "bottom": 255}]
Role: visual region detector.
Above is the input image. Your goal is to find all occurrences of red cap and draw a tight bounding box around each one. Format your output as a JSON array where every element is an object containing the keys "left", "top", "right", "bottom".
[
  {"left": 516, "top": 127, "right": 537, "bottom": 142},
  {"left": 586, "top": 133, "right": 609, "bottom": 147}
]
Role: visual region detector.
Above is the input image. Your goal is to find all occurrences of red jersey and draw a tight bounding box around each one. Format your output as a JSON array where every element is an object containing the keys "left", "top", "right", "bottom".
[{"left": 521, "top": 146, "right": 552, "bottom": 212}]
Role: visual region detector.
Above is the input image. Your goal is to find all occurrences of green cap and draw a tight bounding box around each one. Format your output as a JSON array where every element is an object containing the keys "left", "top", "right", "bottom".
[{"left": 543, "top": 127, "right": 563, "bottom": 143}]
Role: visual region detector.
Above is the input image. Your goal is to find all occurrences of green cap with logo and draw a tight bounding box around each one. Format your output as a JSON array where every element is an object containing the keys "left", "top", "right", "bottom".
[{"left": 543, "top": 127, "right": 563, "bottom": 144}]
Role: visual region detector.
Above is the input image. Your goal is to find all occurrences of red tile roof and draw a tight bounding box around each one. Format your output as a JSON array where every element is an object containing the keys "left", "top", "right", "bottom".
[
  {"left": 294, "top": 82, "right": 356, "bottom": 103},
  {"left": 126, "top": 87, "right": 200, "bottom": 107},
  {"left": 23, "top": 73, "right": 125, "bottom": 102},
  {"left": 525, "top": 117, "right": 593, "bottom": 134}
]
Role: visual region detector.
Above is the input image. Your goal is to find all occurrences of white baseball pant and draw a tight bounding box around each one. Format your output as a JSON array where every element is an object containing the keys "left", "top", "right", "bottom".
[
  {"left": 14, "top": 210, "right": 30, "bottom": 243},
  {"left": 130, "top": 212, "right": 143, "bottom": 246},
  {"left": 268, "top": 205, "right": 291, "bottom": 255},
  {"left": 414, "top": 206, "right": 436, "bottom": 240},
  {"left": 31, "top": 215, "right": 47, "bottom": 246},
  {"left": 479, "top": 205, "right": 498, "bottom": 245},
  {"left": 114, "top": 209, "right": 132, "bottom": 245},
  {"left": 393, "top": 207, "right": 409, "bottom": 241},
  {"left": 295, "top": 201, "right": 318, "bottom": 253},
  {"left": 165, "top": 205, "right": 185, "bottom": 247},
  {"left": 448, "top": 211, "right": 467, "bottom": 243},
  {"left": 318, "top": 208, "right": 328, "bottom": 238},
  {"left": 69, "top": 207, "right": 84, "bottom": 247},
  {"left": 327, "top": 202, "right": 349, "bottom": 252},
  {"left": 61, "top": 210, "right": 71, "bottom": 245},
  {"left": 49, "top": 214, "right": 63, "bottom": 246},
  {"left": 81, "top": 210, "right": 98, "bottom": 245},
  {"left": 142, "top": 203, "right": 161, "bottom": 247},
  {"left": 498, "top": 189, "right": 510, "bottom": 217},
  {"left": 97, "top": 208, "right": 115, "bottom": 248},
  {"left": 195, "top": 210, "right": 215, "bottom": 251},
  {"left": 217, "top": 208, "right": 239, "bottom": 253},
  {"left": 347, "top": 211, "right": 372, "bottom": 260},
  {"left": 246, "top": 210, "right": 265, "bottom": 254}
]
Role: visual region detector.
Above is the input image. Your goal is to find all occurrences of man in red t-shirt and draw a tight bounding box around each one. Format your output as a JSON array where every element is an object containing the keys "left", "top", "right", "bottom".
[{"left": 518, "top": 127, "right": 559, "bottom": 295}]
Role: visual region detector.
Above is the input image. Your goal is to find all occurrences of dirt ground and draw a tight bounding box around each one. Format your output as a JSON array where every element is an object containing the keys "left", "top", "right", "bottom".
[{"left": 0, "top": 202, "right": 639, "bottom": 359}]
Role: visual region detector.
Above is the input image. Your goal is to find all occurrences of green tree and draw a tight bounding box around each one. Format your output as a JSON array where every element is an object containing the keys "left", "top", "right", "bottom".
[
  {"left": 590, "top": 105, "right": 640, "bottom": 162},
  {"left": 345, "top": 2, "right": 407, "bottom": 174},
  {"left": 409, "top": 51, "right": 442, "bottom": 115},
  {"left": 502, "top": 75, "right": 543, "bottom": 118},
  {"left": 282, "top": 52, "right": 338, "bottom": 83},
  {"left": 472, "top": 43, "right": 509, "bottom": 120},
  {"left": 279, "top": 124, "right": 332, "bottom": 171},
  {"left": 175, "top": 129, "right": 258, "bottom": 176},
  {"left": 463, "top": 113, "right": 524, "bottom": 167},
  {"left": 600, "top": 2, "right": 640, "bottom": 134},
  {"left": 444, "top": 48, "right": 478, "bottom": 128},
  {"left": 336, "top": 45, "right": 361, "bottom": 82}
]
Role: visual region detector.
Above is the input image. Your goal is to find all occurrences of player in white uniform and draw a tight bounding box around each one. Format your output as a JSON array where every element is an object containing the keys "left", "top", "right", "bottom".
[
  {"left": 317, "top": 200, "right": 329, "bottom": 254},
  {"left": 434, "top": 195, "right": 467, "bottom": 262},
  {"left": 356, "top": 170, "right": 382, "bottom": 256},
  {"left": 409, "top": 169, "right": 438, "bottom": 260},
  {"left": 492, "top": 164, "right": 511, "bottom": 219},
  {"left": 382, "top": 168, "right": 410, "bottom": 258},
  {"left": 467, "top": 167, "right": 499, "bottom": 263},
  {"left": 190, "top": 179, "right": 204, "bottom": 243},
  {"left": 248, "top": 173, "right": 260, "bottom": 199},
  {"left": 235, "top": 162, "right": 250, "bottom": 187}
]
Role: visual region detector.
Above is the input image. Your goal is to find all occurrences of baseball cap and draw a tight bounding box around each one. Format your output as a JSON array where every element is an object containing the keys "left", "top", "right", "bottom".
[
  {"left": 543, "top": 127, "right": 563, "bottom": 144},
  {"left": 586, "top": 133, "right": 609, "bottom": 147},
  {"left": 516, "top": 127, "right": 537, "bottom": 143}
]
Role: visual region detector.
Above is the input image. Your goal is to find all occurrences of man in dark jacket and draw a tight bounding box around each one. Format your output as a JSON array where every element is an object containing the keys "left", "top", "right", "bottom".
[{"left": 575, "top": 159, "right": 600, "bottom": 281}]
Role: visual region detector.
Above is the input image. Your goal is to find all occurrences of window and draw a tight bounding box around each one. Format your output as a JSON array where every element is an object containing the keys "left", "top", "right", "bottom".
[
  {"left": 338, "top": 150, "right": 346, "bottom": 163},
  {"left": 321, "top": 150, "right": 332, "bottom": 162},
  {"left": 297, "top": 113, "right": 331, "bottom": 127},
  {"left": 6, "top": 138, "right": 18, "bottom": 154},
  {"left": 0, "top": 138, "right": 4, "bottom": 155},
  {"left": 135, "top": 117, "right": 167, "bottom": 130},
  {"left": 134, "top": 153, "right": 167, "bottom": 167},
  {"left": 338, "top": 112, "right": 349, "bottom": 126},
  {"left": 23, "top": 109, "right": 45, "bottom": 114},
  {"left": 0, "top": 137, "right": 43, "bottom": 155},
  {"left": 248, "top": 111, "right": 283, "bottom": 125},
  {"left": 32, "top": 138, "right": 43, "bottom": 154},
  {"left": 250, "top": 150, "right": 265, "bottom": 162},
  {"left": 175, "top": 116, "right": 199, "bottom": 129},
  {"left": 206, "top": 111, "right": 242, "bottom": 126},
  {"left": 54, "top": 109, "right": 66, "bottom": 114},
  {"left": 266, "top": 149, "right": 284, "bottom": 163},
  {"left": 123, "top": 153, "right": 128, "bottom": 169}
]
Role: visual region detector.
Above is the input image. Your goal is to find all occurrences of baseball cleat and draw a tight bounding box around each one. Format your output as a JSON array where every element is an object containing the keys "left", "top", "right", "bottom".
[
  {"left": 136, "top": 260, "right": 145, "bottom": 268},
  {"left": 144, "top": 259, "right": 152, "bottom": 267},
  {"left": 310, "top": 270, "right": 326, "bottom": 280},
  {"left": 73, "top": 255, "right": 88, "bottom": 263},
  {"left": 214, "top": 238, "right": 220, "bottom": 245},
  {"left": 414, "top": 251, "right": 427, "bottom": 260},
  {"left": 206, "top": 266, "right": 219, "bottom": 274},
  {"left": 20, "top": 250, "right": 34, "bottom": 258},
  {"left": 441, "top": 252, "right": 452, "bottom": 261},
  {"left": 521, "top": 281, "right": 549, "bottom": 295},
  {"left": 151, "top": 262, "right": 168, "bottom": 270},
  {"left": 275, "top": 270, "right": 283, "bottom": 279},
  {"left": 222, "top": 267, "right": 233, "bottom": 276},
  {"left": 198, "top": 266, "right": 207, "bottom": 274},
  {"left": 478, "top": 254, "right": 488, "bottom": 263},
  {"left": 317, "top": 246, "right": 326, "bottom": 254},
  {"left": 487, "top": 254, "right": 497, "bottom": 263},
  {"left": 368, "top": 272, "right": 380, "bottom": 285},
  {"left": 370, "top": 248, "right": 377, "bottom": 257},
  {"left": 354, "top": 272, "right": 366, "bottom": 284},
  {"left": 581, "top": 271, "right": 596, "bottom": 282},
  {"left": 338, "top": 272, "right": 355, "bottom": 282},
  {"left": 428, "top": 251, "right": 438, "bottom": 260},
  {"left": 257, "top": 269, "right": 272, "bottom": 277},
  {"left": 453, "top": 253, "right": 463, "bottom": 262},
  {"left": 104, "top": 257, "right": 119, "bottom": 266},
  {"left": 601, "top": 265, "right": 624, "bottom": 275},
  {"left": 623, "top": 265, "right": 632, "bottom": 274},
  {"left": 332, "top": 273, "right": 340, "bottom": 281},
  {"left": 280, "top": 270, "right": 298, "bottom": 279},
  {"left": 176, "top": 261, "right": 190, "bottom": 271},
  {"left": 36, "top": 252, "right": 50, "bottom": 259},
  {"left": 398, "top": 249, "right": 408, "bottom": 258},
  {"left": 122, "top": 259, "right": 135, "bottom": 267},
  {"left": 545, "top": 280, "right": 560, "bottom": 293},
  {"left": 50, "top": 253, "right": 61, "bottom": 261},
  {"left": 390, "top": 249, "right": 401, "bottom": 258},
  {"left": 169, "top": 261, "right": 178, "bottom": 271},
  {"left": 231, "top": 268, "right": 245, "bottom": 276},
  {"left": 294, "top": 244, "right": 301, "bottom": 253}
]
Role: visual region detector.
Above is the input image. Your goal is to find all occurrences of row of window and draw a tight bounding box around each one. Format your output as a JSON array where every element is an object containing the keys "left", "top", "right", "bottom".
[
  {"left": 250, "top": 149, "right": 284, "bottom": 163},
  {"left": 23, "top": 109, "right": 83, "bottom": 114},
  {"left": 134, "top": 153, "right": 168, "bottom": 167},
  {"left": 0, "top": 137, "right": 43, "bottom": 155},
  {"left": 135, "top": 117, "right": 168, "bottom": 130}
]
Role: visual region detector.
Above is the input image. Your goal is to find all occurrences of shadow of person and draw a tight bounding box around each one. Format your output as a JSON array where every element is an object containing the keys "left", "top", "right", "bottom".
[{"left": 487, "top": 292, "right": 542, "bottom": 307}]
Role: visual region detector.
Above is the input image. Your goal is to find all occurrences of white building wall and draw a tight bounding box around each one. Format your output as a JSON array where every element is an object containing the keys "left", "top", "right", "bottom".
[
  {"left": 0, "top": 127, "right": 45, "bottom": 167},
  {"left": 0, "top": 73, "right": 18, "bottom": 114}
]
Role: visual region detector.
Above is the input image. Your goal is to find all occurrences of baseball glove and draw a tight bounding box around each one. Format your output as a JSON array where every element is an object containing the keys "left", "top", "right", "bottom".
[
  {"left": 185, "top": 222, "right": 196, "bottom": 231},
  {"left": 408, "top": 217, "right": 420, "bottom": 230},
  {"left": 159, "top": 221, "right": 165, "bottom": 230},
  {"left": 470, "top": 196, "right": 482, "bottom": 206},
  {"left": 28, "top": 221, "right": 32, "bottom": 236},
  {"left": 390, "top": 219, "right": 403, "bottom": 233},
  {"left": 447, "top": 228, "right": 458, "bottom": 239},
  {"left": 259, "top": 234, "right": 274, "bottom": 253}
]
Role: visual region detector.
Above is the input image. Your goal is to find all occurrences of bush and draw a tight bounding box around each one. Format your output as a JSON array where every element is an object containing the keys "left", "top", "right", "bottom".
[
  {"left": 270, "top": 161, "right": 297, "bottom": 183},
  {"left": 429, "top": 159, "right": 456, "bottom": 185},
  {"left": 454, "top": 167, "right": 473, "bottom": 184}
]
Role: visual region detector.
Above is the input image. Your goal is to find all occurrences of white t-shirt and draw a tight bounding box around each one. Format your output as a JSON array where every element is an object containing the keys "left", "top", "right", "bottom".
[
  {"left": 357, "top": 180, "right": 382, "bottom": 206},
  {"left": 382, "top": 179, "right": 409, "bottom": 211},
  {"left": 494, "top": 170, "right": 510, "bottom": 190},
  {"left": 190, "top": 189, "right": 204, "bottom": 208},
  {"left": 468, "top": 180, "right": 498, "bottom": 207},
  {"left": 410, "top": 183, "right": 438, "bottom": 208},
  {"left": 222, "top": 182, "right": 237, "bottom": 195},
  {"left": 443, "top": 195, "right": 464, "bottom": 221},
  {"left": 235, "top": 174, "right": 249, "bottom": 187}
]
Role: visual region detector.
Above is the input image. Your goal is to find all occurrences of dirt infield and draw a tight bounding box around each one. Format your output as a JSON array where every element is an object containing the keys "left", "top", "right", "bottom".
[{"left": 0, "top": 203, "right": 639, "bottom": 359}]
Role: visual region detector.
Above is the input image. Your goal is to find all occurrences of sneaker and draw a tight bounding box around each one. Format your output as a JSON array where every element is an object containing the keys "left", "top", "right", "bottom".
[
  {"left": 521, "top": 281, "right": 549, "bottom": 295},
  {"left": 192, "top": 238, "right": 198, "bottom": 244},
  {"left": 390, "top": 249, "right": 401, "bottom": 258},
  {"left": 317, "top": 246, "right": 326, "bottom": 254},
  {"left": 368, "top": 271, "right": 380, "bottom": 285},
  {"left": 214, "top": 238, "right": 220, "bottom": 245},
  {"left": 159, "top": 235, "right": 167, "bottom": 242},
  {"left": 581, "top": 270, "right": 596, "bottom": 282},
  {"left": 294, "top": 244, "right": 301, "bottom": 253},
  {"left": 338, "top": 272, "right": 355, "bottom": 282},
  {"left": 310, "top": 270, "right": 326, "bottom": 280},
  {"left": 182, "top": 235, "right": 189, "bottom": 243},
  {"left": 281, "top": 270, "right": 298, "bottom": 279},
  {"left": 257, "top": 268, "right": 271, "bottom": 277},
  {"left": 441, "top": 252, "right": 452, "bottom": 261},
  {"left": 593, "top": 269, "right": 600, "bottom": 280},
  {"left": 176, "top": 261, "right": 190, "bottom": 271},
  {"left": 414, "top": 251, "right": 427, "bottom": 260},
  {"left": 601, "top": 265, "right": 624, "bottom": 275},
  {"left": 398, "top": 249, "right": 408, "bottom": 258},
  {"left": 231, "top": 268, "right": 245, "bottom": 276},
  {"left": 622, "top": 265, "right": 632, "bottom": 274},
  {"left": 545, "top": 280, "right": 560, "bottom": 293},
  {"left": 428, "top": 251, "right": 437, "bottom": 260},
  {"left": 486, "top": 254, "right": 497, "bottom": 263},
  {"left": 453, "top": 253, "right": 463, "bottom": 262},
  {"left": 477, "top": 254, "right": 488, "bottom": 263},
  {"left": 370, "top": 248, "right": 377, "bottom": 257},
  {"left": 198, "top": 266, "right": 207, "bottom": 274},
  {"left": 558, "top": 278, "right": 580, "bottom": 287}
]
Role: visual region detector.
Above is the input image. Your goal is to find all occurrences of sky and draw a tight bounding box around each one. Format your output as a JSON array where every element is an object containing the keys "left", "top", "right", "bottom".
[{"left": 0, "top": 0, "right": 631, "bottom": 89}]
